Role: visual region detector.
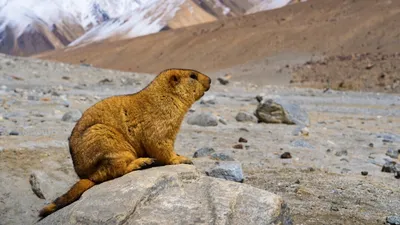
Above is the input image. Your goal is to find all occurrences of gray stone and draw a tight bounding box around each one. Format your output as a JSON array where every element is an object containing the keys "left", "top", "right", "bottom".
[
  {"left": 217, "top": 77, "right": 230, "bottom": 85},
  {"left": 193, "top": 147, "right": 215, "bottom": 158},
  {"left": 335, "top": 150, "right": 348, "bottom": 157},
  {"left": 218, "top": 117, "right": 228, "bottom": 125},
  {"left": 235, "top": 112, "right": 257, "bottom": 122},
  {"left": 254, "top": 99, "right": 310, "bottom": 126},
  {"left": 200, "top": 95, "right": 216, "bottom": 105},
  {"left": 381, "top": 161, "right": 398, "bottom": 173},
  {"left": 210, "top": 152, "right": 235, "bottom": 161},
  {"left": 386, "top": 149, "right": 400, "bottom": 159},
  {"left": 29, "top": 171, "right": 75, "bottom": 201},
  {"left": 9, "top": 131, "right": 19, "bottom": 136},
  {"left": 61, "top": 110, "right": 82, "bottom": 122},
  {"left": 292, "top": 126, "right": 309, "bottom": 136},
  {"left": 27, "top": 95, "right": 40, "bottom": 101},
  {"left": 290, "top": 140, "right": 314, "bottom": 149},
  {"left": 387, "top": 216, "right": 400, "bottom": 225},
  {"left": 37, "top": 165, "right": 291, "bottom": 225},
  {"left": 187, "top": 112, "right": 218, "bottom": 127},
  {"left": 377, "top": 133, "right": 400, "bottom": 143},
  {"left": 205, "top": 161, "right": 244, "bottom": 183}
]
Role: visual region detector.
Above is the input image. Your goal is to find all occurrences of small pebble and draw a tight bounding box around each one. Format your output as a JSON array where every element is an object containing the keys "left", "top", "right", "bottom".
[
  {"left": 281, "top": 152, "right": 292, "bottom": 159},
  {"left": 62, "top": 110, "right": 83, "bottom": 122},
  {"left": 361, "top": 171, "right": 368, "bottom": 176},
  {"left": 369, "top": 143, "right": 374, "bottom": 147},
  {"left": 330, "top": 206, "right": 339, "bottom": 212},
  {"left": 193, "top": 147, "right": 215, "bottom": 158},
  {"left": 381, "top": 161, "right": 397, "bottom": 173},
  {"left": 386, "top": 215, "right": 400, "bottom": 225},
  {"left": 9, "top": 131, "right": 19, "bottom": 136},
  {"left": 386, "top": 149, "right": 400, "bottom": 159},
  {"left": 335, "top": 150, "right": 348, "bottom": 157},
  {"left": 233, "top": 144, "right": 244, "bottom": 149},
  {"left": 238, "top": 137, "right": 248, "bottom": 143}
]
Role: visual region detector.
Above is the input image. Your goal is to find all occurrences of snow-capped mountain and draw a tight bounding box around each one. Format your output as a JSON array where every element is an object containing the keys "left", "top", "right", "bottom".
[{"left": 0, "top": 0, "right": 297, "bottom": 56}]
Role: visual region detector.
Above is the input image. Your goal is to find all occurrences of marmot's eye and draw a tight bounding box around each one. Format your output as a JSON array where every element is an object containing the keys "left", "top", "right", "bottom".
[{"left": 190, "top": 73, "right": 198, "bottom": 80}]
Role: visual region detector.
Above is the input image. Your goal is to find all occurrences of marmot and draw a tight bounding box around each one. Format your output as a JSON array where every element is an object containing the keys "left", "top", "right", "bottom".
[{"left": 39, "top": 68, "right": 211, "bottom": 218}]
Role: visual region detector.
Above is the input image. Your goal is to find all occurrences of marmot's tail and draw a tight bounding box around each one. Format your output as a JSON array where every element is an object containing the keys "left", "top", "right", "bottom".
[{"left": 38, "top": 179, "right": 95, "bottom": 218}]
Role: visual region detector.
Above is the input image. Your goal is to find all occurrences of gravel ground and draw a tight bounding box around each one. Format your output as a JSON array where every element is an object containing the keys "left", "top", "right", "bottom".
[{"left": 0, "top": 54, "right": 399, "bottom": 225}]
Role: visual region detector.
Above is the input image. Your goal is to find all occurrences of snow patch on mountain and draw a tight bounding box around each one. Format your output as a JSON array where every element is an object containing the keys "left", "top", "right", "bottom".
[{"left": 69, "top": 0, "right": 186, "bottom": 46}]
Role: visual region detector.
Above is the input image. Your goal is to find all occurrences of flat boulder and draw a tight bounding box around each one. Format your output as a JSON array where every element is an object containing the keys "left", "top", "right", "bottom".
[
  {"left": 38, "top": 165, "right": 292, "bottom": 225},
  {"left": 254, "top": 99, "right": 310, "bottom": 126}
]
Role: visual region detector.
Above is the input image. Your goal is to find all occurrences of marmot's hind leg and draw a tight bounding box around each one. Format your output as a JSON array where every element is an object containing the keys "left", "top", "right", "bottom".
[
  {"left": 88, "top": 153, "right": 156, "bottom": 183},
  {"left": 77, "top": 124, "right": 156, "bottom": 183}
]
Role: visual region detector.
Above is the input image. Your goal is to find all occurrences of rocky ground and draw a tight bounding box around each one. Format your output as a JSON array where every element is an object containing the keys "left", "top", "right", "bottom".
[{"left": 0, "top": 53, "right": 399, "bottom": 225}]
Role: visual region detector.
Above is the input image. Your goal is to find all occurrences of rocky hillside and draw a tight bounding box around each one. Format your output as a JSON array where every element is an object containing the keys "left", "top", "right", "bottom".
[{"left": 36, "top": 0, "right": 400, "bottom": 93}]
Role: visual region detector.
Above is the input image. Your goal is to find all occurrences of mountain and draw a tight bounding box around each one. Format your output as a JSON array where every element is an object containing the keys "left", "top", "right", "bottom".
[
  {"left": 35, "top": 0, "right": 400, "bottom": 92},
  {"left": 0, "top": 0, "right": 297, "bottom": 56}
]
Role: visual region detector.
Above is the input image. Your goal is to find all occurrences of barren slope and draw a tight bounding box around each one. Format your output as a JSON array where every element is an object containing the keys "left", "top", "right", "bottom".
[{"left": 36, "top": 0, "right": 400, "bottom": 92}]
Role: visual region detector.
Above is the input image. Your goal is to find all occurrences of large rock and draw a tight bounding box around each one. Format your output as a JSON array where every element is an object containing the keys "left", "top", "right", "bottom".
[
  {"left": 38, "top": 165, "right": 292, "bottom": 225},
  {"left": 254, "top": 99, "right": 310, "bottom": 126},
  {"left": 187, "top": 112, "right": 218, "bottom": 127}
]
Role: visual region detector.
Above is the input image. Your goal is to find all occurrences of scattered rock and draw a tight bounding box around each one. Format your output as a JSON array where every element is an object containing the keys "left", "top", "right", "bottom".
[
  {"left": 27, "top": 95, "right": 40, "bottom": 101},
  {"left": 395, "top": 172, "right": 400, "bottom": 179},
  {"left": 29, "top": 171, "right": 74, "bottom": 201},
  {"left": 361, "top": 171, "right": 368, "bottom": 176},
  {"left": 335, "top": 150, "right": 348, "bottom": 157},
  {"left": 9, "top": 131, "right": 19, "bottom": 136},
  {"left": 235, "top": 112, "right": 257, "bottom": 123},
  {"left": 292, "top": 126, "right": 309, "bottom": 136},
  {"left": 217, "top": 74, "right": 231, "bottom": 85},
  {"left": 193, "top": 147, "right": 215, "bottom": 158},
  {"left": 187, "top": 112, "right": 218, "bottom": 127},
  {"left": 61, "top": 76, "right": 70, "bottom": 80},
  {"left": 330, "top": 206, "right": 339, "bottom": 211},
  {"left": 205, "top": 161, "right": 244, "bottom": 183},
  {"left": 218, "top": 117, "right": 228, "bottom": 125},
  {"left": 369, "top": 143, "right": 374, "bottom": 147},
  {"left": 238, "top": 137, "right": 248, "bottom": 143},
  {"left": 386, "top": 215, "right": 400, "bottom": 225},
  {"left": 381, "top": 161, "right": 398, "bottom": 173},
  {"left": 38, "top": 165, "right": 291, "bottom": 225},
  {"left": 239, "top": 127, "right": 249, "bottom": 132},
  {"left": 386, "top": 149, "right": 400, "bottom": 159},
  {"left": 200, "top": 95, "right": 216, "bottom": 105},
  {"left": 281, "top": 152, "right": 292, "bottom": 159},
  {"left": 29, "top": 173, "right": 45, "bottom": 199},
  {"left": 254, "top": 99, "right": 310, "bottom": 126},
  {"left": 255, "top": 95, "right": 264, "bottom": 103},
  {"left": 290, "top": 140, "right": 314, "bottom": 149},
  {"left": 210, "top": 152, "right": 235, "bottom": 161},
  {"left": 61, "top": 110, "right": 82, "bottom": 122},
  {"left": 233, "top": 144, "right": 244, "bottom": 149},
  {"left": 377, "top": 133, "right": 400, "bottom": 143},
  {"left": 98, "top": 78, "right": 113, "bottom": 84}
]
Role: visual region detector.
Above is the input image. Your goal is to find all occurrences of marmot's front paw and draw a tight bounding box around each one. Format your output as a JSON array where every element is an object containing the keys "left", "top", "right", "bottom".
[{"left": 170, "top": 155, "right": 193, "bottom": 165}]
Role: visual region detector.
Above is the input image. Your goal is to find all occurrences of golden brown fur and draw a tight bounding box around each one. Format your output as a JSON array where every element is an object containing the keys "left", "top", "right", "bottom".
[{"left": 39, "top": 68, "right": 211, "bottom": 218}]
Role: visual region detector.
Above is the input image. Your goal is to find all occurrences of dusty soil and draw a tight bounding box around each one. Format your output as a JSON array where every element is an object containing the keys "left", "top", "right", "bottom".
[
  {"left": 0, "top": 54, "right": 399, "bottom": 225},
  {"left": 35, "top": 0, "right": 400, "bottom": 93}
]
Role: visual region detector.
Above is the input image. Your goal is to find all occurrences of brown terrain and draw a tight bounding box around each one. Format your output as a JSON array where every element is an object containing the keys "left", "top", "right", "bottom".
[
  {"left": 36, "top": 0, "right": 400, "bottom": 93},
  {"left": 0, "top": 19, "right": 84, "bottom": 57}
]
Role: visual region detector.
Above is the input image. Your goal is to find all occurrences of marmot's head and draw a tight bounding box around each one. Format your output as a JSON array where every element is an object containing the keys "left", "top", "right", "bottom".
[{"left": 158, "top": 68, "right": 211, "bottom": 103}]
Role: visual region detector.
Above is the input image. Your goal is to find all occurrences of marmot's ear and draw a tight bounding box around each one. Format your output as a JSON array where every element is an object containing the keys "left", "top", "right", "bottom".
[{"left": 169, "top": 74, "right": 180, "bottom": 86}]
